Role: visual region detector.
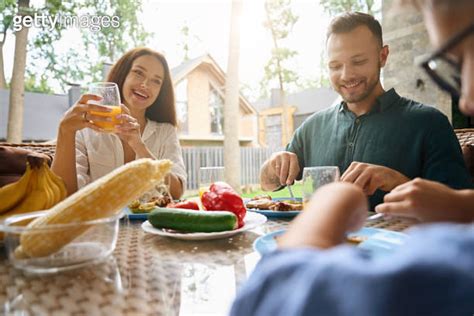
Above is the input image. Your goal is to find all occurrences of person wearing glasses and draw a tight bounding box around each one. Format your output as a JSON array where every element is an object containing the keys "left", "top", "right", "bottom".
[
  {"left": 260, "top": 12, "right": 471, "bottom": 211},
  {"left": 231, "top": 1, "right": 474, "bottom": 315},
  {"left": 375, "top": 3, "right": 474, "bottom": 222}
]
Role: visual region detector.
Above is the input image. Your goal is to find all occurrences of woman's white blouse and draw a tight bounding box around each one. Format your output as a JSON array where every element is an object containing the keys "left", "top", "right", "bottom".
[{"left": 75, "top": 120, "right": 187, "bottom": 190}]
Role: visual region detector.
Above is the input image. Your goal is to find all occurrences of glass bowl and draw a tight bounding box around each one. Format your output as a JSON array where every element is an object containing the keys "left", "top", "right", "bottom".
[{"left": 0, "top": 210, "right": 124, "bottom": 274}]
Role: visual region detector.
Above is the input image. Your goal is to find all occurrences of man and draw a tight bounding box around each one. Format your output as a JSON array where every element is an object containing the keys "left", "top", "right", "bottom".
[
  {"left": 260, "top": 12, "right": 471, "bottom": 209},
  {"left": 231, "top": 2, "right": 474, "bottom": 315}
]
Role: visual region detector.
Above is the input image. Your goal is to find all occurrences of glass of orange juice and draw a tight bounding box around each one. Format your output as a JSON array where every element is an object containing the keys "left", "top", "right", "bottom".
[
  {"left": 198, "top": 167, "right": 224, "bottom": 197},
  {"left": 88, "top": 82, "right": 122, "bottom": 132},
  {"left": 302, "top": 166, "right": 340, "bottom": 209}
]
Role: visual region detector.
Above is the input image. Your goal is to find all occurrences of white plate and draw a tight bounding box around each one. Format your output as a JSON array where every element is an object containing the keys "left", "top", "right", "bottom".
[{"left": 141, "top": 211, "right": 267, "bottom": 240}]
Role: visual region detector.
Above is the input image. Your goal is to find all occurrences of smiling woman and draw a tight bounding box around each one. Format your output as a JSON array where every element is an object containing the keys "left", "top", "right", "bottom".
[{"left": 51, "top": 47, "right": 187, "bottom": 199}]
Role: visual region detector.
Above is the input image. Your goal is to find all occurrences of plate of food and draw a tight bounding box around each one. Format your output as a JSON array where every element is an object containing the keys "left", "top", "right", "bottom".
[
  {"left": 126, "top": 193, "right": 200, "bottom": 220},
  {"left": 245, "top": 196, "right": 303, "bottom": 218},
  {"left": 142, "top": 210, "right": 267, "bottom": 240},
  {"left": 253, "top": 227, "right": 408, "bottom": 257}
]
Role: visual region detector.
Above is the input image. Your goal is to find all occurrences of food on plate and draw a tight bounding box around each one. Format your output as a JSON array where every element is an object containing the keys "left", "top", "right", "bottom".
[
  {"left": 129, "top": 201, "right": 157, "bottom": 213},
  {"left": 270, "top": 201, "right": 303, "bottom": 211},
  {"left": 346, "top": 235, "right": 368, "bottom": 244},
  {"left": 201, "top": 182, "right": 246, "bottom": 228},
  {"left": 245, "top": 196, "right": 303, "bottom": 212},
  {"left": 250, "top": 194, "right": 272, "bottom": 201},
  {"left": 128, "top": 198, "right": 200, "bottom": 213},
  {"left": 148, "top": 208, "right": 237, "bottom": 232},
  {"left": 148, "top": 191, "right": 172, "bottom": 207},
  {"left": 15, "top": 158, "right": 172, "bottom": 259},
  {"left": 167, "top": 200, "right": 200, "bottom": 210}
]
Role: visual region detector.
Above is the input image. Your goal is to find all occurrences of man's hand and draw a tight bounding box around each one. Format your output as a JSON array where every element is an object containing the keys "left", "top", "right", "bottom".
[
  {"left": 341, "top": 162, "right": 410, "bottom": 195},
  {"left": 375, "top": 178, "right": 473, "bottom": 222},
  {"left": 260, "top": 151, "right": 300, "bottom": 191},
  {"left": 278, "top": 183, "right": 368, "bottom": 249}
]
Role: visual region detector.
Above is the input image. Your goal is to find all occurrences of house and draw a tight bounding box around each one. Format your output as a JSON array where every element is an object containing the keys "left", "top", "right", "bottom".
[
  {"left": 171, "top": 54, "right": 259, "bottom": 147},
  {"left": 253, "top": 87, "right": 339, "bottom": 147}
]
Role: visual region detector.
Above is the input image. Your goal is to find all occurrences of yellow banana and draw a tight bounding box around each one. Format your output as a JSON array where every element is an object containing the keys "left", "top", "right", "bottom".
[
  {"left": 6, "top": 168, "right": 48, "bottom": 215},
  {"left": 44, "top": 164, "right": 67, "bottom": 202},
  {"left": 0, "top": 163, "right": 33, "bottom": 214},
  {"left": 42, "top": 162, "right": 60, "bottom": 204},
  {"left": 39, "top": 166, "right": 55, "bottom": 209}
]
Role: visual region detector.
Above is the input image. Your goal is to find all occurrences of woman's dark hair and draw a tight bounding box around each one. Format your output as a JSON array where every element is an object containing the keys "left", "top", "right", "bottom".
[
  {"left": 327, "top": 12, "right": 383, "bottom": 47},
  {"left": 107, "top": 47, "right": 177, "bottom": 126}
]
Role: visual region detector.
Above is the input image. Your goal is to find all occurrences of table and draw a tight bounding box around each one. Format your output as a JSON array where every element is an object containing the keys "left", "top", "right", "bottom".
[{"left": 0, "top": 215, "right": 413, "bottom": 315}]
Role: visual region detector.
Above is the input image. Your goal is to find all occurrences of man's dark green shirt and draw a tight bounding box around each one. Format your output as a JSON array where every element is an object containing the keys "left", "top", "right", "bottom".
[{"left": 287, "top": 88, "right": 472, "bottom": 209}]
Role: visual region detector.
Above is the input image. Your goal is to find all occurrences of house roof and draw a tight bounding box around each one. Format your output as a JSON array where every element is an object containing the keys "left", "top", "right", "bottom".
[
  {"left": 170, "top": 54, "right": 257, "bottom": 115},
  {"left": 253, "top": 87, "right": 340, "bottom": 115}
]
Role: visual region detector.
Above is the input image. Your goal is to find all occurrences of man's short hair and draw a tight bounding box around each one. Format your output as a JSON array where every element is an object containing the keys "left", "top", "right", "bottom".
[{"left": 326, "top": 12, "right": 383, "bottom": 47}]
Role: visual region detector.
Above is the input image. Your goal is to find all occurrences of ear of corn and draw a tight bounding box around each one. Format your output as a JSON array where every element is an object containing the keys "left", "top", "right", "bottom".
[{"left": 15, "top": 158, "right": 173, "bottom": 259}]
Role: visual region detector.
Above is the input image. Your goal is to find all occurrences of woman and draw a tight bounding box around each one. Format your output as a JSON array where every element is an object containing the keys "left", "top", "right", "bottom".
[{"left": 52, "top": 47, "right": 186, "bottom": 199}]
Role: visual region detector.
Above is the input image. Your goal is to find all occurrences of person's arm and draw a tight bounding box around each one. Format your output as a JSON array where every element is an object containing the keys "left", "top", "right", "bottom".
[
  {"left": 375, "top": 178, "right": 474, "bottom": 222},
  {"left": 260, "top": 151, "right": 300, "bottom": 191},
  {"left": 231, "top": 182, "right": 474, "bottom": 315},
  {"left": 340, "top": 161, "right": 410, "bottom": 195},
  {"left": 278, "top": 182, "right": 368, "bottom": 249},
  {"left": 157, "top": 125, "right": 186, "bottom": 199},
  {"left": 52, "top": 94, "right": 112, "bottom": 195},
  {"left": 231, "top": 224, "right": 474, "bottom": 316}
]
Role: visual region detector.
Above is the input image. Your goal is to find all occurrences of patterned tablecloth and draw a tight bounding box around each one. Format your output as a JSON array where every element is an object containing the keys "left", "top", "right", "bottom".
[{"left": 0, "top": 215, "right": 414, "bottom": 316}]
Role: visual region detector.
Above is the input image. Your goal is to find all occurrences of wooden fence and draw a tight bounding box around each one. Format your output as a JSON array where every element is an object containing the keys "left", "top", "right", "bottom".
[{"left": 182, "top": 147, "right": 282, "bottom": 190}]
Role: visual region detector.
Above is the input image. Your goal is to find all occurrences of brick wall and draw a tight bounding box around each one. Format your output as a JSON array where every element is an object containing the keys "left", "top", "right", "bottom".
[{"left": 382, "top": 0, "right": 452, "bottom": 121}]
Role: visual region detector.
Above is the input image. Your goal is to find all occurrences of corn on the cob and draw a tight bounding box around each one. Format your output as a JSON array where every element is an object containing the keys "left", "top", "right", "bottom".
[{"left": 15, "top": 158, "right": 172, "bottom": 259}]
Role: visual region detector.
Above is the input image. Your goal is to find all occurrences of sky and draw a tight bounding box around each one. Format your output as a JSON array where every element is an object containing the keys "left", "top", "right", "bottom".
[{"left": 3, "top": 0, "right": 334, "bottom": 100}]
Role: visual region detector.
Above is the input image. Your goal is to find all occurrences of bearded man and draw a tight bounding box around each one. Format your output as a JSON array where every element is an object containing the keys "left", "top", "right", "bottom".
[{"left": 260, "top": 12, "right": 471, "bottom": 209}]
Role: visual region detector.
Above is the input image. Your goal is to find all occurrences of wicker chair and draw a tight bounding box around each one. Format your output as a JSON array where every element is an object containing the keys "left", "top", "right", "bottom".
[{"left": 455, "top": 128, "right": 474, "bottom": 182}]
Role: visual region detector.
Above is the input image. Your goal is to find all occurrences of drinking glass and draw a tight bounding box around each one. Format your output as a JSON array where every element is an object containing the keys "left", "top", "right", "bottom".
[
  {"left": 302, "top": 166, "right": 340, "bottom": 207},
  {"left": 198, "top": 167, "right": 224, "bottom": 197},
  {"left": 88, "top": 82, "right": 122, "bottom": 131}
]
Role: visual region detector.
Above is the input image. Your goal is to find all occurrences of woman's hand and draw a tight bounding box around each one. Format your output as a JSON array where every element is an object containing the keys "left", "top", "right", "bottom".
[
  {"left": 278, "top": 182, "right": 368, "bottom": 249},
  {"left": 59, "top": 94, "right": 115, "bottom": 135},
  {"left": 375, "top": 178, "right": 473, "bottom": 222},
  {"left": 114, "top": 104, "right": 143, "bottom": 148}
]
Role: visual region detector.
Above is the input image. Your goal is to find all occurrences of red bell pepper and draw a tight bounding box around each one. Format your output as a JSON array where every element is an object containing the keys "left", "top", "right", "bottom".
[
  {"left": 201, "top": 181, "right": 246, "bottom": 228},
  {"left": 167, "top": 200, "right": 200, "bottom": 210}
]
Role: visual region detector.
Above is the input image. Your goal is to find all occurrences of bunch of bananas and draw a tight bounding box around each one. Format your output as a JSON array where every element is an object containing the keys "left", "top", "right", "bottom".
[{"left": 0, "top": 154, "right": 67, "bottom": 224}]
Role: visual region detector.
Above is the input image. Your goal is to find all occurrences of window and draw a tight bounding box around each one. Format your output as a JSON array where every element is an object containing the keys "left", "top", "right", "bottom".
[
  {"left": 209, "top": 86, "right": 224, "bottom": 135},
  {"left": 176, "top": 79, "right": 188, "bottom": 133}
]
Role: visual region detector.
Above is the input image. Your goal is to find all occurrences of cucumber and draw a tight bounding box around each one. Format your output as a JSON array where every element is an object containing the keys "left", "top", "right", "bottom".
[{"left": 148, "top": 208, "right": 237, "bottom": 232}]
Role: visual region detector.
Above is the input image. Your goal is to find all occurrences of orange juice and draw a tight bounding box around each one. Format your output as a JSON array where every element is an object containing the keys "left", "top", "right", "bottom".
[{"left": 90, "top": 106, "right": 122, "bottom": 131}]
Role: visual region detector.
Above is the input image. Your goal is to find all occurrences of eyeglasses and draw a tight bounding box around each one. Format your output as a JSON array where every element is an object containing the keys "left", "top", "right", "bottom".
[{"left": 421, "top": 23, "right": 474, "bottom": 98}]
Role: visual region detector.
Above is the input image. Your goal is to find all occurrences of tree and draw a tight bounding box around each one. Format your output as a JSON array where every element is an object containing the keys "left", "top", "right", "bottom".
[
  {"left": 7, "top": 0, "right": 30, "bottom": 143},
  {"left": 224, "top": 0, "right": 243, "bottom": 193},
  {"left": 80, "top": 0, "right": 151, "bottom": 79},
  {"left": 319, "top": 0, "right": 377, "bottom": 16},
  {"left": 0, "top": 0, "right": 16, "bottom": 89},
  {"left": 262, "top": 0, "right": 299, "bottom": 145}
]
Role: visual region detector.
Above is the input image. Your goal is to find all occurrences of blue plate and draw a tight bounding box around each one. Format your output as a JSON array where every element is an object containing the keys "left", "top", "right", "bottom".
[
  {"left": 246, "top": 197, "right": 302, "bottom": 219},
  {"left": 124, "top": 207, "right": 150, "bottom": 220},
  {"left": 253, "top": 227, "right": 408, "bottom": 257}
]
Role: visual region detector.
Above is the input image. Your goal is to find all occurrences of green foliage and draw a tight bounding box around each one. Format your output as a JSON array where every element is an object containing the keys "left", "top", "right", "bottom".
[
  {"left": 260, "top": 0, "right": 300, "bottom": 99},
  {"left": 319, "top": 0, "right": 377, "bottom": 15},
  {"left": 24, "top": 71, "right": 54, "bottom": 94},
  {"left": 24, "top": 0, "right": 151, "bottom": 93}
]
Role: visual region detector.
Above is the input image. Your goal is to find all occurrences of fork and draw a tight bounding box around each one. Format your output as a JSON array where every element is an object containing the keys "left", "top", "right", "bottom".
[{"left": 287, "top": 185, "right": 296, "bottom": 201}]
